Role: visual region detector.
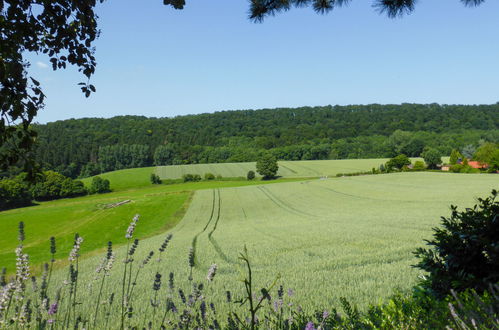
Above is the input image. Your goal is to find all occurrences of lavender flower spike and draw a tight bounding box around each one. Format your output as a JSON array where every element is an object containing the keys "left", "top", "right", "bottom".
[
  {"left": 305, "top": 321, "right": 316, "bottom": 330},
  {"left": 125, "top": 214, "right": 140, "bottom": 239},
  {"left": 68, "top": 236, "right": 84, "bottom": 262}
]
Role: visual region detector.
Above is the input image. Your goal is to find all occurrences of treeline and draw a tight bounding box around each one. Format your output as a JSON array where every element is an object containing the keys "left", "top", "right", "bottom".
[
  {"left": 26, "top": 103, "right": 498, "bottom": 177},
  {"left": 0, "top": 171, "right": 110, "bottom": 210}
]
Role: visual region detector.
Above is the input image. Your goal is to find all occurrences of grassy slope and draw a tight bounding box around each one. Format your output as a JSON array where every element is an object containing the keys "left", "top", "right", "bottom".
[
  {"left": 58, "top": 172, "right": 498, "bottom": 317},
  {"left": 80, "top": 167, "right": 155, "bottom": 191},
  {"left": 0, "top": 177, "right": 304, "bottom": 272}
]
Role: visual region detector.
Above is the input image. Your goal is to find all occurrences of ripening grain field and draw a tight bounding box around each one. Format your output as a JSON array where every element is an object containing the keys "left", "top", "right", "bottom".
[
  {"left": 155, "top": 158, "right": 417, "bottom": 179},
  {"left": 47, "top": 172, "right": 498, "bottom": 322}
]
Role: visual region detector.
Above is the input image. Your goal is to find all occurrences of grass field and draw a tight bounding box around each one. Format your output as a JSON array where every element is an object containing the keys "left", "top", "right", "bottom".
[
  {"left": 45, "top": 172, "right": 498, "bottom": 317},
  {"left": 80, "top": 167, "right": 155, "bottom": 191},
  {"left": 0, "top": 178, "right": 304, "bottom": 271},
  {"left": 155, "top": 158, "right": 438, "bottom": 180}
]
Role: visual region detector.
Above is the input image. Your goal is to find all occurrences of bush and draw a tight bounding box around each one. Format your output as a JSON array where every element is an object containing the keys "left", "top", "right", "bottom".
[
  {"left": 413, "top": 161, "right": 426, "bottom": 171},
  {"left": 216, "top": 174, "right": 223, "bottom": 180},
  {"left": 150, "top": 173, "right": 162, "bottom": 184},
  {"left": 256, "top": 153, "right": 279, "bottom": 179},
  {"left": 247, "top": 170, "right": 255, "bottom": 180},
  {"left": 386, "top": 154, "right": 411, "bottom": 171},
  {"left": 31, "top": 171, "right": 87, "bottom": 201},
  {"left": 0, "top": 178, "right": 32, "bottom": 210},
  {"left": 89, "top": 176, "right": 111, "bottom": 194},
  {"left": 182, "top": 173, "right": 201, "bottom": 182},
  {"left": 204, "top": 173, "right": 215, "bottom": 180},
  {"left": 449, "top": 164, "right": 480, "bottom": 174},
  {"left": 414, "top": 190, "right": 499, "bottom": 296}
]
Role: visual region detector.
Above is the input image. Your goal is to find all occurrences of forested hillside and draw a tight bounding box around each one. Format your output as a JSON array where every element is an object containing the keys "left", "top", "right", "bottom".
[{"left": 32, "top": 103, "right": 498, "bottom": 178}]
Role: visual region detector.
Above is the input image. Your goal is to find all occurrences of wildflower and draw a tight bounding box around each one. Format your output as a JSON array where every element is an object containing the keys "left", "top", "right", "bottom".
[
  {"left": 188, "top": 247, "right": 195, "bottom": 268},
  {"left": 168, "top": 272, "right": 174, "bottom": 290},
  {"left": 140, "top": 251, "right": 154, "bottom": 268},
  {"left": 15, "top": 246, "right": 30, "bottom": 282},
  {"left": 0, "top": 268, "right": 6, "bottom": 287},
  {"left": 49, "top": 237, "right": 56, "bottom": 261},
  {"left": 159, "top": 234, "right": 173, "bottom": 253},
  {"left": 104, "top": 253, "right": 115, "bottom": 274},
  {"left": 0, "top": 283, "right": 15, "bottom": 315},
  {"left": 153, "top": 273, "right": 162, "bottom": 291},
  {"left": 68, "top": 235, "right": 83, "bottom": 262},
  {"left": 200, "top": 301, "right": 206, "bottom": 320},
  {"left": 125, "top": 214, "right": 140, "bottom": 239},
  {"left": 288, "top": 288, "right": 294, "bottom": 297},
  {"left": 226, "top": 290, "right": 232, "bottom": 303},
  {"left": 305, "top": 321, "right": 316, "bottom": 330},
  {"left": 31, "top": 277, "right": 38, "bottom": 292},
  {"left": 206, "top": 264, "right": 218, "bottom": 282},
  {"left": 210, "top": 302, "right": 216, "bottom": 314},
  {"left": 278, "top": 285, "right": 284, "bottom": 299},
  {"left": 323, "top": 310, "right": 329, "bottom": 319},
  {"left": 18, "top": 222, "right": 25, "bottom": 242},
  {"left": 48, "top": 302, "right": 58, "bottom": 315},
  {"left": 128, "top": 239, "right": 139, "bottom": 257},
  {"left": 178, "top": 288, "right": 186, "bottom": 304}
]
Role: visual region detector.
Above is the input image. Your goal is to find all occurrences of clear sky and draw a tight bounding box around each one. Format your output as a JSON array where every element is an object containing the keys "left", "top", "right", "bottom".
[{"left": 27, "top": 0, "right": 499, "bottom": 123}]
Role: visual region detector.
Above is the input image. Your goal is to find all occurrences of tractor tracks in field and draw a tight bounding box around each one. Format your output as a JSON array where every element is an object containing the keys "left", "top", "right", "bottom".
[
  {"left": 191, "top": 189, "right": 233, "bottom": 266},
  {"left": 191, "top": 189, "right": 216, "bottom": 266},
  {"left": 257, "top": 186, "right": 319, "bottom": 218},
  {"left": 207, "top": 189, "right": 233, "bottom": 264}
]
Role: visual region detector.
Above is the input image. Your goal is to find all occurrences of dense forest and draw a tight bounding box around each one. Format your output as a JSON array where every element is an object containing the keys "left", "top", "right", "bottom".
[{"left": 28, "top": 103, "right": 498, "bottom": 178}]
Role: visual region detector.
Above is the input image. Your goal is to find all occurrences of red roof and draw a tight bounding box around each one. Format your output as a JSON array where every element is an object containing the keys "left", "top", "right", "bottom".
[{"left": 468, "top": 161, "right": 488, "bottom": 169}]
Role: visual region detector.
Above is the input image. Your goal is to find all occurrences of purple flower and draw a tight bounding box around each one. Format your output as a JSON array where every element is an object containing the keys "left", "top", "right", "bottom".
[
  {"left": 287, "top": 288, "right": 294, "bottom": 297},
  {"left": 48, "top": 303, "right": 58, "bottom": 315},
  {"left": 305, "top": 321, "right": 316, "bottom": 330},
  {"left": 323, "top": 310, "right": 330, "bottom": 319}
]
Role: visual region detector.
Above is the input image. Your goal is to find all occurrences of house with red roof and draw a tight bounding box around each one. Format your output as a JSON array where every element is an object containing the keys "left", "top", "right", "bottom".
[{"left": 468, "top": 161, "right": 488, "bottom": 169}]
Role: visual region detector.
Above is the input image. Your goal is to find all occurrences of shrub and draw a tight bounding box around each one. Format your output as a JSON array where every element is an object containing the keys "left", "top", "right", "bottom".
[
  {"left": 150, "top": 173, "right": 162, "bottom": 184},
  {"left": 386, "top": 154, "right": 410, "bottom": 171},
  {"left": 32, "top": 171, "right": 88, "bottom": 201},
  {"left": 247, "top": 170, "right": 255, "bottom": 180},
  {"left": 216, "top": 174, "right": 223, "bottom": 180},
  {"left": 89, "top": 176, "right": 111, "bottom": 194},
  {"left": 182, "top": 173, "right": 201, "bottom": 182},
  {"left": 414, "top": 190, "right": 499, "bottom": 296},
  {"left": 413, "top": 161, "right": 426, "bottom": 171},
  {"left": 256, "top": 153, "right": 279, "bottom": 179},
  {"left": 204, "top": 173, "right": 215, "bottom": 180},
  {"left": 0, "top": 178, "right": 32, "bottom": 210}
]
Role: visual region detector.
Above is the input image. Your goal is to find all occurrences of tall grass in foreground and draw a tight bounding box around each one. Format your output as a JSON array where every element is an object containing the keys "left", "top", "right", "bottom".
[{"left": 0, "top": 215, "right": 497, "bottom": 329}]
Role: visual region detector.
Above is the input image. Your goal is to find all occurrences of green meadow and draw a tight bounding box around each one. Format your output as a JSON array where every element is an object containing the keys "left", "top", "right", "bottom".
[{"left": 0, "top": 177, "right": 303, "bottom": 271}]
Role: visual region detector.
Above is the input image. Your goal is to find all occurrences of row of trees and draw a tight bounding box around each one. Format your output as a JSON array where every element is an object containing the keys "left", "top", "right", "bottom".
[
  {"left": 27, "top": 104, "right": 497, "bottom": 177},
  {"left": 0, "top": 172, "right": 110, "bottom": 211}
]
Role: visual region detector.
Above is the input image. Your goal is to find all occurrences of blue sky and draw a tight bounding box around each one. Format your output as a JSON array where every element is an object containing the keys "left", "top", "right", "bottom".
[{"left": 28, "top": 0, "right": 499, "bottom": 123}]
